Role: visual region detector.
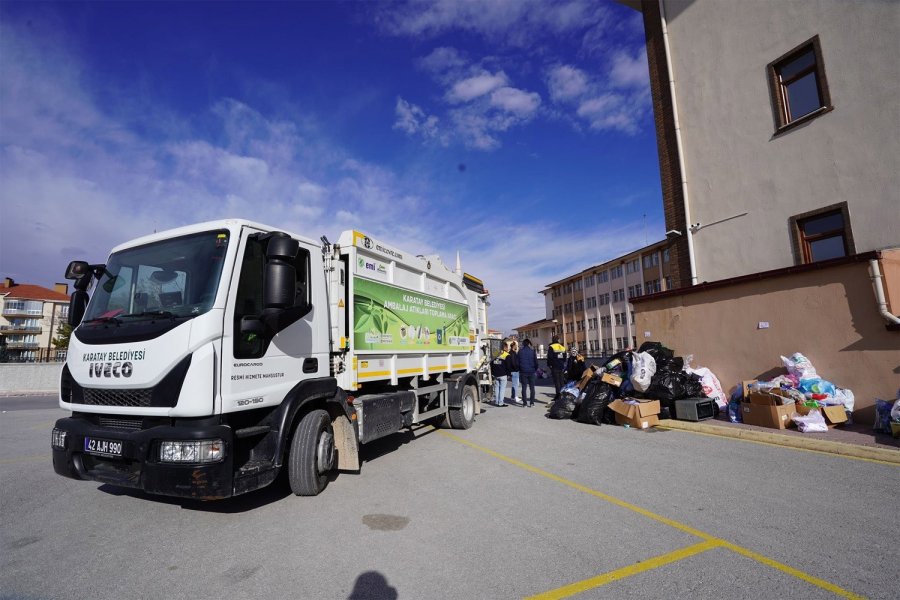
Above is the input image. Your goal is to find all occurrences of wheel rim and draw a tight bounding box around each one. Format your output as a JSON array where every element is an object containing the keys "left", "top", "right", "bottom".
[
  {"left": 462, "top": 390, "right": 475, "bottom": 421},
  {"left": 317, "top": 430, "right": 335, "bottom": 474}
]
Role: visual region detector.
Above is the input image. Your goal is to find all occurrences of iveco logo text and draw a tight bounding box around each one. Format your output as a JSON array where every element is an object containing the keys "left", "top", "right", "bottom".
[{"left": 88, "top": 362, "right": 134, "bottom": 378}]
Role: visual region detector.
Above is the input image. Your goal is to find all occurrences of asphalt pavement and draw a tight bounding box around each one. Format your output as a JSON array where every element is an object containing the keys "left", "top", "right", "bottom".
[{"left": 1, "top": 381, "right": 897, "bottom": 599}]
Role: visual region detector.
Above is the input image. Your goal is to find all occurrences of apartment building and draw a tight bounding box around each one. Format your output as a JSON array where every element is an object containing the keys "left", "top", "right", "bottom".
[
  {"left": 0, "top": 278, "right": 70, "bottom": 362},
  {"left": 538, "top": 239, "right": 673, "bottom": 356}
]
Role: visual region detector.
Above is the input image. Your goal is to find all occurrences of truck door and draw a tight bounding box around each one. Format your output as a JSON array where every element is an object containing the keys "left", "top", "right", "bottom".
[{"left": 219, "top": 228, "right": 325, "bottom": 414}]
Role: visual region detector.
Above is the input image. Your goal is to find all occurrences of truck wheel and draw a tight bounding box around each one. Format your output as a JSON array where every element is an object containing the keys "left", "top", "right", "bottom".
[
  {"left": 449, "top": 384, "right": 477, "bottom": 430},
  {"left": 288, "top": 409, "right": 335, "bottom": 496}
]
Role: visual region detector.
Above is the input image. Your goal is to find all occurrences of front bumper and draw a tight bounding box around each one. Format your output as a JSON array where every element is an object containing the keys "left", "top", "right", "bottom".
[{"left": 52, "top": 414, "right": 235, "bottom": 500}]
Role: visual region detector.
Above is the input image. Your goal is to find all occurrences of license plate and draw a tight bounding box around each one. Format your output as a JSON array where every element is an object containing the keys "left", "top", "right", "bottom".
[{"left": 83, "top": 437, "right": 123, "bottom": 458}]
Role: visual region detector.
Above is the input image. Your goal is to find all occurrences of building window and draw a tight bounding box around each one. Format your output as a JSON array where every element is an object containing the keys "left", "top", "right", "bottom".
[
  {"left": 768, "top": 35, "right": 832, "bottom": 133},
  {"left": 790, "top": 202, "right": 854, "bottom": 263}
]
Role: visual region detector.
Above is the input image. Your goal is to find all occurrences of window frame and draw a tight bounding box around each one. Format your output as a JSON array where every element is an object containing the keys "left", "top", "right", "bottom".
[
  {"left": 767, "top": 35, "right": 833, "bottom": 134},
  {"left": 789, "top": 202, "right": 855, "bottom": 264}
]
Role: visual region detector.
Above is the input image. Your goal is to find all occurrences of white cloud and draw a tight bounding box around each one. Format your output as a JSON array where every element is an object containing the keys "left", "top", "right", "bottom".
[
  {"left": 375, "top": 0, "right": 609, "bottom": 48},
  {"left": 576, "top": 94, "right": 642, "bottom": 134},
  {"left": 393, "top": 97, "right": 442, "bottom": 141},
  {"left": 416, "top": 46, "right": 467, "bottom": 76},
  {"left": 546, "top": 65, "right": 589, "bottom": 103},
  {"left": 446, "top": 71, "right": 509, "bottom": 104},
  {"left": 490, "top": 87, "right": 541, "bottom": 118},
  {"left": 609, "top": 47, "right": 649, "bottom": 89}
]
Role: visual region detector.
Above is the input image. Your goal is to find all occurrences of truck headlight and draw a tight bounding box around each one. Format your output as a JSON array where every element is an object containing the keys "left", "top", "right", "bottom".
[
  {"left": 51, "top": 428, "right": 68, "bottom": 449},
  {"left": 159, "top": 439, "right": 224, "bottom": 464}
]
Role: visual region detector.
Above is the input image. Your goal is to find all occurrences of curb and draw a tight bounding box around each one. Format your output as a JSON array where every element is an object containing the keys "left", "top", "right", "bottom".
[{"left": 656, "top": 419, "right": 900, "bottom": 465}]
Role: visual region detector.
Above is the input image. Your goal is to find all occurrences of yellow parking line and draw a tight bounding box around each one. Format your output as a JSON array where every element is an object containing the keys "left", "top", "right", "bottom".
[
  {"left": 438, "top": 431, "right": 865, "bottom": 600},
  {"left": 524, "top": 540, "right": 721, "bottom": 600}
]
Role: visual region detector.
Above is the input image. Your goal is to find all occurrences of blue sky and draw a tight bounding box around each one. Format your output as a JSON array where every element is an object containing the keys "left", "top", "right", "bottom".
[{"left": 0, "top": 0, "right": 664, "bottom": 334}]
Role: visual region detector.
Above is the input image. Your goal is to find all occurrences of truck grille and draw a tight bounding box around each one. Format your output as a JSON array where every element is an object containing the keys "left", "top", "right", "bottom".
[
  {"left": 98, "top": 416, "right": 143, "bottom": 431},
  {"left": 83, "top": 388, "right": 153, "bottom": 408}
]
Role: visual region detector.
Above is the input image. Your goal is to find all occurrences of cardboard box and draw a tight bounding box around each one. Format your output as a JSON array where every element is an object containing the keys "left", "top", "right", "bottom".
[
  {"left": 740, "top": 380, "right": 758, "bottom": 399},
  {"left": 575, "top": 367, "right": 596, "bottom": 391},
  {"left": 609, "top": 399, "right": 660, "bottom": 429},
  {"left": 795, "top": 404, "right": 848, "bottom": 427},
  {"left": 741, "top": 401, "right": 796, "bottom": 429},
  {"left": 746, "top": 388, "right": 795, "bottom": 406},
  {"left": 601, "top": 372, "right": 623, "bottom": 387}
]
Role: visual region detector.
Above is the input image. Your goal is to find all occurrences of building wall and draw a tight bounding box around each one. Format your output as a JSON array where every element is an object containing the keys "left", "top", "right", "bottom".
[
  {"left": 656, "top": 0, "right": 900, "bottom": 284},
  {"left": 545, "top": 241, "right": 672, "bottom": 355},
  {"left": 633, "top": 249, "right": 900, "bottom": 425},
  {"left": 0, "top": 297, "right": 68, "bottom": 362}
]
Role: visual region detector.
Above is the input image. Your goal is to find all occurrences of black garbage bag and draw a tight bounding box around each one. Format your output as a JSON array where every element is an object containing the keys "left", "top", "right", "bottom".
[
  {"left": 645, "top": 369, "right": 707, "bottom": 402},
  {"left": 638, "top": 341, "right": 674, "bottom": 367},
  {"left": 645, "top": 369, "right": 687, "bottom": 401},
  {"left": 548, "top": 392, "right": 578, "bottom": 420},
  {"left": 682, "top": 372, "right": 705, "bottom": 398},
  {"left": 576, "top": 380, "right": 614, "bottom": 426}
]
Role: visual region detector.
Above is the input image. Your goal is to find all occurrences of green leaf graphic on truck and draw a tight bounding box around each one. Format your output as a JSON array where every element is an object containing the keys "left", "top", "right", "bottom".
[{"left": 354, "top": 278, "right": 470, "bottom": 351}]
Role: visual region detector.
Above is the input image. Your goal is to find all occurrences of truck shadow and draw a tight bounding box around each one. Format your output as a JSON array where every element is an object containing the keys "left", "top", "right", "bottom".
[
  {"left": 95, "top": 425, "right": 440, "bottom": 513},
  {"left": 360, "top": 424, "right": 438, "bottom": 464}
]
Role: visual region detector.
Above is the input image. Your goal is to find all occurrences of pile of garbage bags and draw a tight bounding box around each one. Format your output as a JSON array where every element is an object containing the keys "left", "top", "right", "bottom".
[
  {"left": 547, "top": 341, "right": 723, "bottom": 424},
  {"left": 726, "top": 352, "right": 856, "bottom": 426}
]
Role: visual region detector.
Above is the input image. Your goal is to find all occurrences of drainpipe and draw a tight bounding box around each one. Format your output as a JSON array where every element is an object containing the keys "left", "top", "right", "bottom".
[
  {"left": 868, "top": 259, "right": 900, "bottom": 325},
  {"left": 659, "top": 0, "right": 698, "bottom": 285}
]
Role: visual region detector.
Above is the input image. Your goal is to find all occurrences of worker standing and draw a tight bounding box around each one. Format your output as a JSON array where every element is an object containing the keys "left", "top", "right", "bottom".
[{"left": 547, "top": 335, "right": 568, "bottom": 401}]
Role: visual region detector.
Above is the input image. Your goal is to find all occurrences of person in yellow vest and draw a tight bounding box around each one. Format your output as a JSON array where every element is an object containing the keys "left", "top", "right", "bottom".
[
  {"left": 547, "top": 335, "right": 568, "bottom": 401},
  {"left": 490, "top": 340, "right": 512, "bottom": 407}
]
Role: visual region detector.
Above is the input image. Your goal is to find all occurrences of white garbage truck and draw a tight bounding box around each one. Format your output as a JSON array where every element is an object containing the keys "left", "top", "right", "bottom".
[{"left": 51, "top": 219, "right": 490, "bottom": 499}]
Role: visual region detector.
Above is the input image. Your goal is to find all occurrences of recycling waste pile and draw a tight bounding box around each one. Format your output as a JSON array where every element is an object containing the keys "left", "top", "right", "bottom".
[
  {"left": 547, "top": 341, "right": 727, "bottom": 429},
  {"left": 547, "top": 345, "right": 900, "bottom": 437}
]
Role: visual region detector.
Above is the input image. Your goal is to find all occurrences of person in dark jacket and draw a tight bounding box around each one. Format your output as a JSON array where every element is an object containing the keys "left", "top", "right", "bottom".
[
  {"left": 517, "top": 339, "right": 538, "bottom": 407},
  {"left": 490, "top": 340, "right": 511, "bottom": 407},
  {"left": 507, "top": 340, "right": 522, "bottom": 405},
  {"left": 567, "top": 352, "right": 586, "bottom": 383},
  {"left": 547, "top": 335, "right": 568, "bottom": 400}
]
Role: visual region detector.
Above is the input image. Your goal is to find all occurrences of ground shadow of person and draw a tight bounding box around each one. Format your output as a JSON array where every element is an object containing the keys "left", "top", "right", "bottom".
[{"left": 347, "top": 571, "right": 398, "bottom": 600}]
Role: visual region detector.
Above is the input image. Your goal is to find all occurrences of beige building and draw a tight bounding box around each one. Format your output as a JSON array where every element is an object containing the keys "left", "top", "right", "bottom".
[
  {"left": 622, "top": 0, "right": 899, "bottom": 423},
  {"left": 628, "top": 0, "right": 899, "bottom": 286},
  {"left": 524, "top": 239, "right": 674, "bottom": 357},
  {"left": 0, "top": 278, "right": 70, "bottom": 362}
]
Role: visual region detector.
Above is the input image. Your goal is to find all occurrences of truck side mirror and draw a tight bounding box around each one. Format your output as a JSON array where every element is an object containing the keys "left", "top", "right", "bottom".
[
  {"left": 65, "top": 260, "right": 93, "bottom": 291},
  {"left": 264, "top": 235, "right": 299, "bottom": 309},
  {"left": 69, "top": 290, "right": 89, "bottom": 326}
]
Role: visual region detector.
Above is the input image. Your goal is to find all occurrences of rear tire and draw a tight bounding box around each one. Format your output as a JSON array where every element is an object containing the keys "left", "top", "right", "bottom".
[
  {"left": 449, "top": 384, "right": 477, "bottom": 429},
  {"left": 288, "top": 409, "right": 335, "bottom": 496}
]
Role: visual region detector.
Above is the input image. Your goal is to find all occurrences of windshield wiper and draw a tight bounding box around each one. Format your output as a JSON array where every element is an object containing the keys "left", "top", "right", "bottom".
[
  {"left": 84, "top": 315, "right": 122, "bottom": 325},
  {"left": 122, "top": 310, "right": 178, "bottom": 319}
]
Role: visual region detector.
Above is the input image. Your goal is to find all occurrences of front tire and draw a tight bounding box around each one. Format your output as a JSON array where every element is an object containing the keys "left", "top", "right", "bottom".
[
  {"left": 288, "top": 409, "right": 335, "bottom": 496},
  {"left": 449, "top": 384, "right": 477, "bottom": 429}
]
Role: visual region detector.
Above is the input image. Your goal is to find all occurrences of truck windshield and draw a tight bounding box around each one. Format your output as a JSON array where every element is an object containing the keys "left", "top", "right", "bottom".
[{"left": 82, "top": 230, "right": 229, "bottom": 323}]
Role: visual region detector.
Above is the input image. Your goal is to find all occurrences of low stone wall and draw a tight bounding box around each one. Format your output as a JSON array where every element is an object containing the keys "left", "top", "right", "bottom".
[{"left": 0, "top": 363, "right": 63, "bottom": 394}]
